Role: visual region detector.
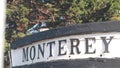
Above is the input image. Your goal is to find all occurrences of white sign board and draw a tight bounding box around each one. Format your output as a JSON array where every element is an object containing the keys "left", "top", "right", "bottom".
[{"left": 11, "top": 32, "right": 120, "bottom": 67}]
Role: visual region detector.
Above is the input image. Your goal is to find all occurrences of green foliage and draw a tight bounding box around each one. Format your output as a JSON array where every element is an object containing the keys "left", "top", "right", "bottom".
[
  {"left": 19, "top": 18, "right": 29, "bottom": 24},
  {"left": 6, "top": 3, "right": 30, "bottom": 23},
  {"left": 6, "top": 0, "right": 120, "bottom": 45},
  {"left": 6, "top": 3, "right": 30, "bottom": 43},
  {"left": 4, "top": 41, "right": 10, "bottom": 53},
  {"left": 108, "top": 0, "right": 120, "bottom": 20}
]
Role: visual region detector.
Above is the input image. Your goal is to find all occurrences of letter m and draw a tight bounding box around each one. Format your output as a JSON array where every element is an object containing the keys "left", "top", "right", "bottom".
[{"left": 22, "top": 47, "right": 29, "bottom": 62}]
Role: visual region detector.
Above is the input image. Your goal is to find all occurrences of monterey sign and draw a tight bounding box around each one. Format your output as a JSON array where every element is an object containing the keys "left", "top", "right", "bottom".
[{"left": 10, "top": 21, "right": 120, "bottom": 68}]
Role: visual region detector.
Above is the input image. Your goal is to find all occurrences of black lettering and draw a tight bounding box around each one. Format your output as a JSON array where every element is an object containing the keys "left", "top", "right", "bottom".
[
  {"left": 58, "top": 40, "right": 67, "bottom": 56},
  {"left": 85, "top": 38, "right": 96, "bottom": 54},
  {"left": 47, "top": 41, "right": 55, "bottom": 57},
  {"left": 70, "top": 39, "right": 81, "bottom": 55},
  {"left": 101, "top": 36, "right": 114, "bottom": 53},
  {"left": 22, "top": 47, "right": 29, "bottom": 62},
  {"left": 37, "top": 43, "right": 45, "bottom": 59},
  {"left": 30, "top": 46, "right": 36, "bottom": 60}
]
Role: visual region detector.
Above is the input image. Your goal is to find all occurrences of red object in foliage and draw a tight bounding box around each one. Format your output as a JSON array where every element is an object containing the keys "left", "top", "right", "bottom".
[{"left": 113, "top": 16, "right": 118, "bottom": 20}]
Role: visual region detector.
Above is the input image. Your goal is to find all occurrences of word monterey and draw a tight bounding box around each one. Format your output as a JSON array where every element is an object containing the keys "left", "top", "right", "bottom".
[{"left": 22, "top": 33, "right": 120, "bottom": 63}]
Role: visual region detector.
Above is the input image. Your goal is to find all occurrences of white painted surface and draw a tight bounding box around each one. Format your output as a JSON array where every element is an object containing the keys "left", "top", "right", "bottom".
[
  {"left": 0, "top": 0, "right": 6, "bottom": 68},
  {"left": 11, "top": 32, "right": 120, "bottom": 67}
]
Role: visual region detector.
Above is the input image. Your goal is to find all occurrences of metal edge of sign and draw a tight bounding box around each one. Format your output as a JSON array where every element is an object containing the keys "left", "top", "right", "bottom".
[
  {"left": 12, "top": 58, "right": 120, "bottom": 68},
  {"left": 10, "top": 21, "right": 120, "bottom": 49}
]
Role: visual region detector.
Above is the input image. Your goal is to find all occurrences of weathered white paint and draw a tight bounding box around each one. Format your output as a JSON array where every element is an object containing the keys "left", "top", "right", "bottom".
[{"left": 11, "top": 32, "right": 120, "bottom": 67}]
